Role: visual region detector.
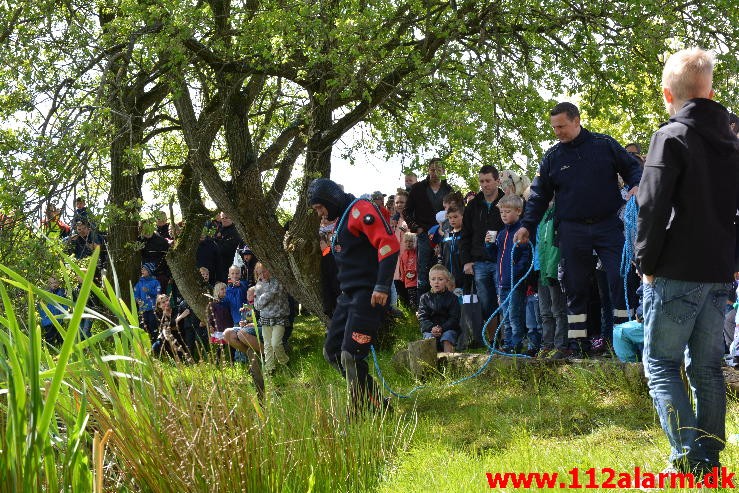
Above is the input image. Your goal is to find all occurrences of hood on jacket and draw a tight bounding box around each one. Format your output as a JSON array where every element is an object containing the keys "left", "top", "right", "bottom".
[
  {"left": 670, "top": 98, "right": 739, "bottom": 156},
  {"left": 308, "top": 178, "right": 354, "bottom": 221}
]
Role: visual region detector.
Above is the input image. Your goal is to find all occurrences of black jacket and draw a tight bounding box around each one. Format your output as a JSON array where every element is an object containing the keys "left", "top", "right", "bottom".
[
  {"left": 460, "top": 189, "right": 505, "bottom": 264},
  {"left": 522, "top": 128, "right": 642, "bottom": 232},
  {"left": 215, "top": 224, "right": 242, "bottom": 283},
  {"left": 636, "top": 98, "right": 739, "bottom": 282},
  {"left": 403, "top": 177, "right": 453, "bottom": 232},
  {"left": 418, "top": 290, "right": 460, "bottom": 333}
]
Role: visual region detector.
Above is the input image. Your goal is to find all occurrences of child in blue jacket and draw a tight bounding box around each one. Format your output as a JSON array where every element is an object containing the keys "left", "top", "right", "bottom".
[
  {"left": 39, "top": 275, "right": 66, "bottom": 346},
  {"left": 134, "top": 262, "right": 161, "bottom": 342},
  {"left": 494, "top": 195, "right": 532, "bottom": 353}
]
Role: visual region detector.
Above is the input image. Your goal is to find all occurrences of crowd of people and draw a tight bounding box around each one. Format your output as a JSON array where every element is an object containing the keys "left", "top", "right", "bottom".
[
  {"left": 309, "top": 47, "right": 739, "bottom": 474},
  {"left": 33, "top": 46, "right": 739, "bottom": 478},
  {"left": 39, "top": 197, "right": 298, "bottom": 370}
]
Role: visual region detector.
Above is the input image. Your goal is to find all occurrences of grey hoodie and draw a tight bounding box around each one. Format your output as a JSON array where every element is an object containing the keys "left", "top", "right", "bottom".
[{"left": 253, "top": 277, "right": 290, "bottom": 320}]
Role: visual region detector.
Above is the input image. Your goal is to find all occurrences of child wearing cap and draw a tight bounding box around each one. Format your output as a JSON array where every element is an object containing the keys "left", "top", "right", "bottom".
[{"left": 134, "top": 262, "right": 161, "bottom": 343}]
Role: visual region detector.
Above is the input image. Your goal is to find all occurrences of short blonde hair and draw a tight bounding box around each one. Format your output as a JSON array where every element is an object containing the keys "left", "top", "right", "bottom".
[
  {"left": 497, "top": 194, "right": 524, "bottom": 211},
  {"left": 402, "top": 232, "right": 417, "bottom": 245},
  {"left": 662, "top": 48, "right": 714, "bottom": 102},
  {"left": 429, "top": 264, "right": 452, "bottom": 282}
]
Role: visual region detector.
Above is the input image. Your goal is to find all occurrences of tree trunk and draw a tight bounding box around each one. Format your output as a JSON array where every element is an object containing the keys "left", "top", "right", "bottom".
[{"left": 106, "top": 98, "right": 144, "bottom": 303}]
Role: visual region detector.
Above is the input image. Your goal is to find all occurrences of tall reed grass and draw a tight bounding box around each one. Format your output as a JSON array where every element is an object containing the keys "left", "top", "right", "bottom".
[{"left": 0, "top": 249, "right": 415, "bottom": 491}]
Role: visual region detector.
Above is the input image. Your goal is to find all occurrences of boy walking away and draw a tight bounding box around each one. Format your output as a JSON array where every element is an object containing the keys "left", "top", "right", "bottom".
[
  {"left": 637, "top": 47, "right": 739, "bottom": 477},
  {"left": 134, "top": 262, "right": 161, "bottom": 343},
  {"left": 418, "top": 265, "right": 460, "bottom": 353},
  {"left": 252, "top": 262, "right": 290, "bottom": 374},
  {"left": 495, "top": 195, "right": 532, "bottom": 354}
]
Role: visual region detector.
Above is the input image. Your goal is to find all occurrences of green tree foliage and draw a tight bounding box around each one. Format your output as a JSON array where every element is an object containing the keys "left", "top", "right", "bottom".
[{"left": 0, "top": 0, "right": 737, "bottom": 314}]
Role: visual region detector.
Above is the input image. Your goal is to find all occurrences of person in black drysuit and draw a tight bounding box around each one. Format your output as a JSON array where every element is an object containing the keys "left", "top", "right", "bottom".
[{"left": 308, "top": 178, "right": 400, "bottom": 414}]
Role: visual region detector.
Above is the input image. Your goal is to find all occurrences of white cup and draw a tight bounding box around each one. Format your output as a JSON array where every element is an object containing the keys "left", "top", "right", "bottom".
[{"left": 485, "top": 230, "right": 498, "bottom": 243}]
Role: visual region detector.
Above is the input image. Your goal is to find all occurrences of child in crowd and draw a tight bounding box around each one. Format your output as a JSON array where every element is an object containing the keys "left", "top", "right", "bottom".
[
  {"left": 38, "top": 275, "right": 66, "bottom": 346},
  {"left": 206, "top": 281, "right": 233, "bottom": 347},
  {"left": 239, "top": 247, "right": 259, "bottom": 287},
  {"left": 495, "top": 195, "right": 532, "bottom": 354},
  {"left": 535, "top": 202, "right": 570, "bottom": 359},
  {"left": 224, "top": 288, "right": 264, "bottom": 354},
  {"left": 441, "top": 204, "right": 465, "bottom": 292},
  {"left": 418, "top": 264, "right": 460, "bottom": 353},
  {"left": 225, "top": 265, "right": 248, "bottom": 328},
  {"left": 176, "top": 297, "right": 209, "bottom": 362},
  {"left": 399, "top": 232, "right": 418, "bottom": 310},
  {"left": 199, "top": 266, "right": 214, "bottom": 289},
  {"left": 134, "top": 262, "right": 161, "bottom": 343},
  {"left": 152, "top": 294, "right": 192, "bottom": 362},
  {"left": 252, "top": 262, "right": 290, "bottom": 374}
]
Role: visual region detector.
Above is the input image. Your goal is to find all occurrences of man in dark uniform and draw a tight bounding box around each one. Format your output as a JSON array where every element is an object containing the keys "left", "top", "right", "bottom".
[
  {"left": 514, "top": 102, "right": 642, "bottom": 357},
  {"left": 308, "top": 178, "right": 400, "bottom": 413}
]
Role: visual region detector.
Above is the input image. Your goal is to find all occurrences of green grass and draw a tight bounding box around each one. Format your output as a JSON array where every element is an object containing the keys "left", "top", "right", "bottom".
[{"left": 1, "top": 259, "right": 738, "bottom": 492}]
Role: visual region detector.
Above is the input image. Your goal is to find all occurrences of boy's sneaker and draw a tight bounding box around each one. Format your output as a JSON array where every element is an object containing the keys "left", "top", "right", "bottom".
[
  {"left": 548, "top": 348, "right": 574, "bottom": 360},
  {"left": 538, "top": 347, "right": 555, "bottom": 358},
  {"left": 524, "top": 348, "right": 539, "bottom": 358}
]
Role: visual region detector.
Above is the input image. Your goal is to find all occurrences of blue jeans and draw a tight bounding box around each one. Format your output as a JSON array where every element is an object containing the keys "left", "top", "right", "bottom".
[
  {"left": 643, "top": 277, "right": 730, "bottom": 468},
  {"left": 613, "top": 320, "right": 643, "bottom": 362},
  {"left": 499, "top": 286, "right": 526, "bottom": 350},
  {"left": 525, "top": 293, "right": 542, "bottom": 351},
  {"left": 473, "top": 260, "right": 498, "bottom": 323}
]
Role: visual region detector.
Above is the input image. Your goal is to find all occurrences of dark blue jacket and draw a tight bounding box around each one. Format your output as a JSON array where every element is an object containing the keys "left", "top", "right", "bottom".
[
  {"left": 38, "top": 287, "right": 66, "bottom": 328},
  {"left": 134, "top": 276, "right": 161, "bottom": 312},
  {"left": 441, "top": 230, "right": 465, "bottom": 289},
  {"left": 522, "top": 128, "right": 642, "bottom": 232},
  {"left": 225, "top": 282, "right": 247, "bottom": 325},
  {"left": 495, "top": 221, "right": 532, "bottom": 290}
]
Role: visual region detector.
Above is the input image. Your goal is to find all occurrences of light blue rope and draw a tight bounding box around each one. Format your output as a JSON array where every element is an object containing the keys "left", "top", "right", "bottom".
[
  {"left": 620, "top": 196, "right": 639, "bottom": 320},
  {"left": 482, "top": 242, "right": 535, "bottom": 358},
  {"left": 371, "top": 240, "right": 535, "bottom": 399}
]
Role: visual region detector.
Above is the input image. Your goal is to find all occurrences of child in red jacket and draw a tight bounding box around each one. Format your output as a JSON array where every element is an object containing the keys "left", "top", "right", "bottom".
[{"left": 399, "top": 232, "right": 418, "bottom": 310}]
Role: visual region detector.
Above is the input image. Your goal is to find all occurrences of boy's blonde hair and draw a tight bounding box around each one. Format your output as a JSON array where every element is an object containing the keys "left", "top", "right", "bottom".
[
  {"left": 429, "top": 264, "right": 453, "bottom": 283},
  {"left": 213, "top": 282, "right": 226, "bottom": 297},
  {"left": 662, "top": 47, "right": 713, "bottom": 103},
  {"left": 497, "top": 194, "right": 524, "bottom": 211}
]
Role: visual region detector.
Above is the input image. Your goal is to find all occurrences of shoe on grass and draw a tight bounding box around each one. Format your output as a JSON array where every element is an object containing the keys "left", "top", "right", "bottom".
[{"left": 548, "top": 348, "right": 574, "bottom": 360}]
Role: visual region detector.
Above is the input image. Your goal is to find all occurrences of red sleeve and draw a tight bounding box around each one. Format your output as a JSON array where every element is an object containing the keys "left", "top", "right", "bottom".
[{"left": 346, "top": 200, "right": 400, "bottom": 261}]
